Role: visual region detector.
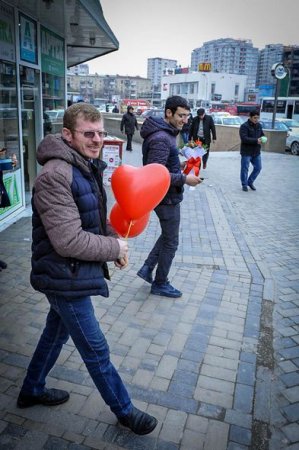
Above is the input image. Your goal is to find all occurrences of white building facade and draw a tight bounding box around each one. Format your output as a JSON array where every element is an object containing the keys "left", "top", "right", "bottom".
[{"left": 161, "top": 71, "right": 247, "bottom": 109}]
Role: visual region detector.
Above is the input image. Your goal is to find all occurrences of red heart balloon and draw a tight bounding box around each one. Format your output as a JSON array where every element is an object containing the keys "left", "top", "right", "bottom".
[
  {"left": 111, "top": 164, "right": 170, "bottom": 219},
  {"left": 109, "top": 203, "right": 150, "bottom": 238}
]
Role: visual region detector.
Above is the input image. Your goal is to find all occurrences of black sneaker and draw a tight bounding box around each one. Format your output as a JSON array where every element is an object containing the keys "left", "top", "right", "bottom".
[
  {"left": 17, "top": 388, "right": 70, "bottom": 408},
  {"left": 248, "top": 183, "right": 256, "bottom": 191},
  {"left": 242, "top": 186, "right": 248, "bottom": 192},
  {"left": 137, "top": 264, "right": 153, "bottom": 284},
  {"left": 151, "top": 281, "right": 182, "bottom": 298},
  {"left": 118, "top": 406, "right": 158, "bottom": 435},
  {"left": 0, "top": 260, "right": 7, "bottom": 269}
]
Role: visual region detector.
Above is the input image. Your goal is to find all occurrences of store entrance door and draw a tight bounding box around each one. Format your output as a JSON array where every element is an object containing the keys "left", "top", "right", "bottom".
[{"left": 20, "top": 65, "right": 42, "bottom": 197}]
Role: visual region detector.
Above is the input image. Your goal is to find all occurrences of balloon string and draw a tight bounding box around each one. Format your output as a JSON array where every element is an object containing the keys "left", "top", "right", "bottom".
[
  {"left": 110, "top": 220, "right": 132, "bottom": 278},
  {"left": 125, "top": 220, "right": 133, "bottom": 239}
]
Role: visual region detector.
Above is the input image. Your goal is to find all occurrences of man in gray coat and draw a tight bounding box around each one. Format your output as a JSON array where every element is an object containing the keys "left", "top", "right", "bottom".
[{"left": 17, "top": 103, "right": 157, "bottom": 436}]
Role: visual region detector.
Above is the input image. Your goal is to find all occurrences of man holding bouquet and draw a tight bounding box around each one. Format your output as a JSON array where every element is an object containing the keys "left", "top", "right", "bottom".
[{"left": 137, "top": 96, "right": 202, "bottom": 298}]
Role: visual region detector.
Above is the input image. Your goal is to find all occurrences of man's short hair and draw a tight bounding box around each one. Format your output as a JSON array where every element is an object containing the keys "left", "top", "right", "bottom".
[
  {"left": 197, "top": 108, "right": 205, "bottom": 115},
  {"left": 63, "top": 103, "right": 102, "bottom": 130},
  {"left": 249, "top": 110, "right": 260, "bottom": 117},
  {"left": 165, "top": 96, "right": 190, "bottom": 115}
]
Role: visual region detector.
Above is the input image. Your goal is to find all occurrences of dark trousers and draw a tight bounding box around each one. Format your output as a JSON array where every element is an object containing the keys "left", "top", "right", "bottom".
[
  {"left": 202, "top": 147, "right": 210, "bottom": 165},
  {"left": 198, "top": 136, "right": 210, "bottom": 166},
  {"left": 144, "top": 203, "right": 180, "bottom": 283},
  {"left": 126, "top": 133, "right": 133, "bottom": 150}
]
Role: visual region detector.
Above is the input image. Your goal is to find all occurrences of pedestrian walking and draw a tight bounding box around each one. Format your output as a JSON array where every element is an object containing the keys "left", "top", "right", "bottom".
[
  {"left": 180, "top": 112, "right": 193, "bottom": 144},
  {"left": 120, "top": 106, "right": 139, "bottom": 151},
  {"left": 189, "top": 108, "right": 216, "bottom": 169},
  {"left": 17, "top": 103, "right": 157, "bottom": 436},
  {"left": 239, "top": 110, "right": 264, "bottom": 191},
  {"left": 137, "top": 95, "right": 202, "bottom": 298}
]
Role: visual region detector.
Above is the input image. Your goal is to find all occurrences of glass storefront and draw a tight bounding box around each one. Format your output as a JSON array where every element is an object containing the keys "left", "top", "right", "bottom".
[
  {"left": 41, "top": 26, "right": 65, "bottom": 135},
  {"left": 19, "top": 65, "right": 41, "bottom": 193},
  {"left": 0, "top": 2, "right": 23, "bottom": 219},
  {"left": 0, "top": 3, "right": 66, "bottom": 221}
]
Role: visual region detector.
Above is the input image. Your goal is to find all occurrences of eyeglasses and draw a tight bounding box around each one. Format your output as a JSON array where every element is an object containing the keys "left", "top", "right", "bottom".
[{"left": 74, "top": 130, "right": 108, "bottom": 139}]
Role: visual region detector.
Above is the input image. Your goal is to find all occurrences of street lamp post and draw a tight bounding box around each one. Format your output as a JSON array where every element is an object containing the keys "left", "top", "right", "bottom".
[{"left": 271, "top": 63, "right": 288, "bottom": 129}]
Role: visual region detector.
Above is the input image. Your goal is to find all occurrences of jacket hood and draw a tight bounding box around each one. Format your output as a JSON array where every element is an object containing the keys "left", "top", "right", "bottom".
[
  {"left": 36, "top": 133, "right": 93, "bottom": 173},
  {"left": 140, "top": 116, "right": 179, "bottom": 140}
]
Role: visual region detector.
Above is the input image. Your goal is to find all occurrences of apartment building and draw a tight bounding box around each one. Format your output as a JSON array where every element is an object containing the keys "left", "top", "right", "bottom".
[{"left": 191, "top": 38, "right": 259, "bottom": 91}]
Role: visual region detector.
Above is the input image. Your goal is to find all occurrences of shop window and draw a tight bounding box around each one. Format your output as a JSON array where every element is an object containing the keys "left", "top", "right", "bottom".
[
  {"left": 0, "top": 0, "right": 23, "bottom": 216},
  {"left": 41, "top": 26, "right": 65, "bottom": 135}
]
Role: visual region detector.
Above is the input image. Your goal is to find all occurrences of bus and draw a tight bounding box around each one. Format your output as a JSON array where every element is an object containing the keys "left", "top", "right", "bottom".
[
  {"left": 120, "top": 99, "right": 150, "bottom": 115},
  {"left": 235, "top": 102, "right": 260, "bottom": 116},
  {"left": 260, "top": 97, "right": 299, "bottom": 121},
  {"left": 209, "top": 102, "right": 260, "bottom": 116},
  {"left": 209, "top": 102, "right": 236, "bottom": 115}
]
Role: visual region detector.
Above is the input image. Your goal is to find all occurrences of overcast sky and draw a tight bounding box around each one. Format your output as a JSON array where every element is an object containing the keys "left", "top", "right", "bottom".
[{"left": 87, "top": 0, "right": 299, "bottom": 78}]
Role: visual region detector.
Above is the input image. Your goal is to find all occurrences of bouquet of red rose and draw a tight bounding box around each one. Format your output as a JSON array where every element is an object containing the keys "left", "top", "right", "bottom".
[{"left": 180, "top": 139, "right": 207, "bottom": 176}]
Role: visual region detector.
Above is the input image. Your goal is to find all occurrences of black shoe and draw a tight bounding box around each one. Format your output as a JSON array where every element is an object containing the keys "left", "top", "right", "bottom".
[
  {"left": 248, "top": 183, "right": 256, "bottom": 191},
  {"left": 126, "top": 148, "right": 132, "bottom": 151},
  {"left": 0, "top": 260, "right": 7, "bottom": 269},
  {"left": 17, "top": 388, "right": 70, "bottom": 408},
  {"left": 242, "top": 186, "right": 248, "bottom": 192},
  {"left": 118, "top": 406, "right": 158, "bottom": 435},
  {"left": 137, "top": 264, "right": 153, "bottom": 284},
  {"left": 151, "top": 281, "right": 182, "bottom": 298}
]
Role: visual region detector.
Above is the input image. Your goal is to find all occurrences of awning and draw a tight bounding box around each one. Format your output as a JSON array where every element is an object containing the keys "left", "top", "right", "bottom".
[
  {"left": 8, "top": 0, "right": 119, "bottom": 68},
  {"left": 65, "top": 0, "right": 119, "bottom": 67}
]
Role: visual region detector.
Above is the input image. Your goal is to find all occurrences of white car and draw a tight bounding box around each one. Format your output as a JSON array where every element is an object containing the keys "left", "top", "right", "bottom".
[
  {"left": 275, "top": 118, "right": 299, "bottom": 133},
  {"left": 212, "top": 115, "right": 243, "bottom": 126},
  {"left": 286, "top": 133, "right": 299, "bottom": 155},
  {"left": 46, "top": 109, "right": 65, "bottom": 122}
]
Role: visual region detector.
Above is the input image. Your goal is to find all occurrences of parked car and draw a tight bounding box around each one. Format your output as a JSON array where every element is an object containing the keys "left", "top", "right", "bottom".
[
  {"left": 46, "top": 109, "right": 65, "bottom": 122},
  {"left": 211, "top": 111, "right": 231, "bottom": 117},
  {"left": 212, "top": 115, "right": 243, "bottom": 126},
  {"left": 286, "top": 133, "right": 299, "bottom": 155},
  {"left": 141, "top": 108, "right": 164, "bottom": 119},
  {"left": 259, "top": 120, "right": 290, "bottom": 132},
  {"left": 275, "top": 118, "right": 299, "bottom": 132}
]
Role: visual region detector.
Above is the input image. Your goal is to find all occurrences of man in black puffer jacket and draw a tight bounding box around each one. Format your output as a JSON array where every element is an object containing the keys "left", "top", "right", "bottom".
[
  {"left": 239, "top": 110, "right": 265, "bottom": 191},
  {"left": 137, "top": 96, "right": 202, "bottom": 298}
]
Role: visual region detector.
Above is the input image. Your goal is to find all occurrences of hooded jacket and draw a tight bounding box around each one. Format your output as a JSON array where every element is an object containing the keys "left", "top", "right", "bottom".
[
  {"left": 140, "top": 116, "right": 186, "bottom": 205},
  {"left": 30, "top": 134, "right": 120, "bottom": 300}
]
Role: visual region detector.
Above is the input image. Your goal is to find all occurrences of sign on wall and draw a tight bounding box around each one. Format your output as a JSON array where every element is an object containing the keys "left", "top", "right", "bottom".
[
  {"left": 198, "top": 63, "right": 212, "bottom": 72},
  {"left": 0, "top": 1, "right": 15, "bottom": 62},
  {"left": 41, "top": 27, "right": 65, "bottom": 77},
  {"left": 19, "top": 13, "right": 37, "bottom": 64}
]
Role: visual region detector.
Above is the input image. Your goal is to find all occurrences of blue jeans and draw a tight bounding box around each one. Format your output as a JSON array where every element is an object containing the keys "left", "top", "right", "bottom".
[
  {"left": 240, "top": 154, "right": 262, "bottom": 187},
  {"left": 20, "top": 294, "right": 132, "bottom": 417},
  {"left": 181, "top": 131, "right": 189, "bottom": 144},
  {"left": 145, "top": 203, "right": 180, "bottom": 283}
]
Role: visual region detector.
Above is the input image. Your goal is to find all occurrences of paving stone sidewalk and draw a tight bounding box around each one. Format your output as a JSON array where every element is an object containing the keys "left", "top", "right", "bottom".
[{"left": 0, "top": 145, "right": 298, "bottom": 449}]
